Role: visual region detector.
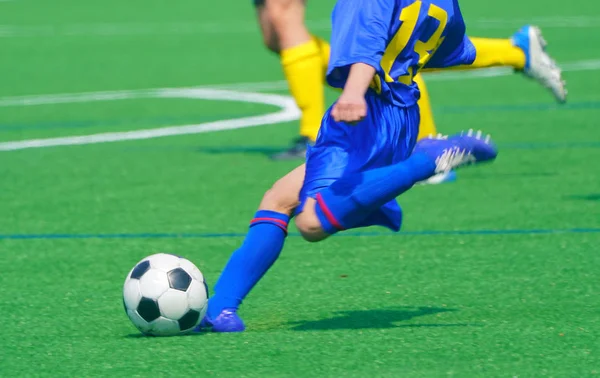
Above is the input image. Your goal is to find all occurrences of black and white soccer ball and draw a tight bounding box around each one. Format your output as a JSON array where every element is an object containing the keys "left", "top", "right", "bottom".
[{"left": 123, "top": 253, "right": 209, "bottom": 336}]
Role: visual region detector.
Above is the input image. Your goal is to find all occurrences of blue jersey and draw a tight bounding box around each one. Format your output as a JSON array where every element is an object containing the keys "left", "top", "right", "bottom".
[{"left": 326, "top": 0, "right": 476, "bottom": 107}]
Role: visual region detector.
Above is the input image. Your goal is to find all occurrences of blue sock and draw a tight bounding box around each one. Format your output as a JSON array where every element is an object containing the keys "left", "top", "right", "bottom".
[
  {"left": 315, "top": 153, "right": 436, "bottom": 234},
  {"left": 207, "top": 210, "right": 289, "bottom": 319}
]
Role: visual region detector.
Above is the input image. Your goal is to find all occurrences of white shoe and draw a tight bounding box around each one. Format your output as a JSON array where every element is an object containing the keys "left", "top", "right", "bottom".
[{"left": 511, "top": 25, "right": 567, "bottom": 103}]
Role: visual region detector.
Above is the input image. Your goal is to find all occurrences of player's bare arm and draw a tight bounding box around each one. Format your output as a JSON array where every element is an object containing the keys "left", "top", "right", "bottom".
[{"left": 331, "top": 63, "right": 375, "bottom": 124}]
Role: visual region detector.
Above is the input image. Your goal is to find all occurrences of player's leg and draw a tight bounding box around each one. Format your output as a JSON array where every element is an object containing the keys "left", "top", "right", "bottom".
[
  {"left": 296, "top": 130, "right": 498, "bottom": 241},
  {"left": 255, "top": 0, "right": 329, "bottom": 160},
  {"left": 294, "top": 95, "right": 498, "bottom": 242},
  {"left": 200, "top": 165, "right": 305, "bottom": 332},
  {"left": 424, "top": 27, "right": 566, "bottom": 102},
  {"left": 414, "top": 74, "right": 436, "bottom": 140},
  {"left": 466, "top": 37, "right": 527, "bottom": 70},
  {"left": 294, "top": 97, "right": 422, "bottom": 242},
  {"left": 255, "top": 0, "right": 280, "bottom": 53}
]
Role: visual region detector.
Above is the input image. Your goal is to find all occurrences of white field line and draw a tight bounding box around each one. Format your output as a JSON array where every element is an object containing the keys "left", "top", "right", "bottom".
[
  {"left": 0, "top": 57, "right": 597, "bottom": 151},
  {"left": 209, "top": 58, "right": 600, "bottom": 92},
  {"left": 0, "top": 88, "right": 300, "bottom": 151},
  {"left": 0, "top": 16, "right": 599, "bottom": 38}
]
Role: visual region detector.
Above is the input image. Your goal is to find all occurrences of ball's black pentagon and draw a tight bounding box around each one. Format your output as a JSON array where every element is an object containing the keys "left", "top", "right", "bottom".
[
  {"left": 130, "top": 260, "right": 150, "bottom": 279},
  {"left": 178, "top": 309, "right": 200, "bottom": 331},
  {"left": 167, "top": 268, "right": 192, "bottom": 291},
  {"left": 137, "top": 297, "right": 160, "bottom": 322}
]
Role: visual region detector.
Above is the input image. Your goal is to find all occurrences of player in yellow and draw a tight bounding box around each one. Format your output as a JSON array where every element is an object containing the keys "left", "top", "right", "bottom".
[{"left": 256, "top": 0, "right": 567, "bottom": 169}]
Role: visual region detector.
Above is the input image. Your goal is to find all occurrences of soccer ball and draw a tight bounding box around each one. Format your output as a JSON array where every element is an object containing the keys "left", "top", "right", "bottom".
[{"left": 123, "top": 253, "right": 209, "bottom": 336}]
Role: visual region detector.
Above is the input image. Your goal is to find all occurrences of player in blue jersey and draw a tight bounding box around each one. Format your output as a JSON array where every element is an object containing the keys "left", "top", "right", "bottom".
[
  {"left": 255, "top": 0, "right": 566, "bottom": 162},
  {"left": 199, "top": 0, "right": 500, "bottom": 332}
]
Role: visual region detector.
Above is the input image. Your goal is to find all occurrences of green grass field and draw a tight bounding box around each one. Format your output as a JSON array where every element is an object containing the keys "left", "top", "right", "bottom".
[{"left": 1, "top": 0, "right": 599, "bottom": 376}]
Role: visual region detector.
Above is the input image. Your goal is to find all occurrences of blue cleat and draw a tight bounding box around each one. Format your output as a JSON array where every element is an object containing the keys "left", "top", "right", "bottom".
[
  {"left": 511, "top": 25, "right": 566, "bottom": 103},
  {"left": 195, "top": 309, "right": 246, "bottom": 333},
  {"left": 413, "top": 130, "right": 498, "bottom": 174}
]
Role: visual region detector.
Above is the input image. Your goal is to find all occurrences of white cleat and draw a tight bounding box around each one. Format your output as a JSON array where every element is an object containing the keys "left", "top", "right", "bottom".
[{"left": 511, "top": 25, "right": 567, "bottom": 103}]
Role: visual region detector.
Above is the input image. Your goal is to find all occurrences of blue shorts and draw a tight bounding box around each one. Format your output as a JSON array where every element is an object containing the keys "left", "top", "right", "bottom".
[{"left": 296, "top": 91, "right": 420, "bottom": 231}]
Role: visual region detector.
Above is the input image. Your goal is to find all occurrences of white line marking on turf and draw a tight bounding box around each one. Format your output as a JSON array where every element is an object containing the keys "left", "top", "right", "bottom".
[
  {"left": 0, "top": 88, "right": 300, "bottom": 151},
  {"left": 209, "top": 58, "right": 600, "bottom": 92},
  {"left": 1, "top": 16, "right": 599, "bottom": 38},
  {"left": 0, "top": 57, "right": 598, "bottom": 151}
]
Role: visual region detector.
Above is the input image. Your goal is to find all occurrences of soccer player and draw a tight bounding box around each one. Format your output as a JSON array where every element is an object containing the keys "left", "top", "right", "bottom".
[
  {"left": 256, "top": 0, "right": 566, "bottom": 161},
  {"left": 200, "top": 0, "right": 501, "bottom": 332}
]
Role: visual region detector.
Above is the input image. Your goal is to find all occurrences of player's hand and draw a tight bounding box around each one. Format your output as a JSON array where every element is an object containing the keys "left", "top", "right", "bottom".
[{"left": 331, "top": 92, "right": 367, "bottom": 124}]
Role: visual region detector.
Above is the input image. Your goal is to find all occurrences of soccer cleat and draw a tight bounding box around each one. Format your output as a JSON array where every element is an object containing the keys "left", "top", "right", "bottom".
[
  {"left": 413, "top": 130, "right": 498, "bottom": 174},
  {"left": 511, "top": 25, "right": 567, "bottom": 103},
  {"left": 270, "top": 136, "right": 311, "bottom": 161},
  {"left": 195, "top": 309, "right": 246, "bottom": 333}
]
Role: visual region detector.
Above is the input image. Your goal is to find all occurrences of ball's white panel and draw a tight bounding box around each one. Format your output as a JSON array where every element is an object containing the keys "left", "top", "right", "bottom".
[
  {"left": 196, "top": 299, "right": 208, "bottom": 322},
  {"left": 158, "top": 289, "right": 189, "bottom": 320},
  {"left": 127, "top": 309, "right": 151, "bottom": 333},
  {"left": 139, "top": 268, "right": 170, "bottom": 299},
  {"left": 187, "top": 280, "right": 208, "bottom": 312},
  {"left": 149, "top": 317, "right": 181, "bottom": 336},
  {"left": 123, "top": 279, "right": 142, "bottom": 310},
  {"left": 198, "top": 302, "right": 208, "bottom": 321},
  {"left": 179, "top": 258, "right": 205, "bottom": 283},
  {"left": 148, "top": 253, "right": 181, "bottom": 272}
]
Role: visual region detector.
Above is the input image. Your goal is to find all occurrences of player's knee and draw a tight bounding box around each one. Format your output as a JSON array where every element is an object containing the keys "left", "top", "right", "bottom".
[
  {"left": 258, "top": 186, "right": 299, "bottom": 215},
  {"left": 295, "top": 215, "right": 327, "bottom": 243},
  {"left": 261, "top": 33, "right": 280, "bottom": 53},
  {"left": 256, "top": 4, "right": 281, "bottom": 53}
]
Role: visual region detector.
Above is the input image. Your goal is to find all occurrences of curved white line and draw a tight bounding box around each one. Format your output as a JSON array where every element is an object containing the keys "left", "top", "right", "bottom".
[{"left": 0, "top": 88, "right": 300, "bottom": 151}]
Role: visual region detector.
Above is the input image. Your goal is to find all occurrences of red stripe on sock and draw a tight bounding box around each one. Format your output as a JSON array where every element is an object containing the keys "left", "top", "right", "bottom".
[
  {"left": 250, "top": 217, "right": 288, "bottom": 235},
  {"left": 251, "top": 217, "right": 288, "bottom": 228},
  {"left": 315, "top": 193, "right": 345, "bottom": 231}
]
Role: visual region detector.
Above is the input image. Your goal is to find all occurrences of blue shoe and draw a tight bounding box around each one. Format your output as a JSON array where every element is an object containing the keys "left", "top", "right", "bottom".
[
  {"left": 413, "top": 130, "right": 498, "bottom": 174},
  {"left": 195, "top": 309, "right": 246, "bottom": 333},
  {"left": 511, "top": 25, "right": 566, "bottom": 103}
]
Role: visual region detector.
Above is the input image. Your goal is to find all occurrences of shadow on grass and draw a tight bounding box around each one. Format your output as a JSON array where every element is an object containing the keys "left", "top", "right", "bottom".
[
  {"left": 564, "top": 193, "right": 600, "bottom": 201},
  {"left": 124, "top": 330, "right": 206, "bottom": 338},
  {"left": 195, "top": 145, "right": 284, "bottom": 156},
  {"left": 288, "top": 306, "right": 480, "bottom": 331}
]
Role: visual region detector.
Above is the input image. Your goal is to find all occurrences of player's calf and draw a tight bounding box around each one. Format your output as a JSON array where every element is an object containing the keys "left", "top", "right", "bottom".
[{"left": 258, "top": 164, "right": 304, "bottom": 214}]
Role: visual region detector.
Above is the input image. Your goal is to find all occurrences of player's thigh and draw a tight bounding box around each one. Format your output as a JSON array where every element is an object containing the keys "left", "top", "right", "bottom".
[
  {"left": 293, "top": 112, "right": 350, "bottom": 241},
  {"left": 258, "top": 164, "right": 305, "bottom": 215},
  {"left": 255, "top": 3, "right": 280, "bottom": 53}
]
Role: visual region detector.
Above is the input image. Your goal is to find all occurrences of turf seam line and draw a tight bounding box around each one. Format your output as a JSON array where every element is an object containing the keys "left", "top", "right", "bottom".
[{"left": 0, "top": 228, "right": 598, "bottom": 240}]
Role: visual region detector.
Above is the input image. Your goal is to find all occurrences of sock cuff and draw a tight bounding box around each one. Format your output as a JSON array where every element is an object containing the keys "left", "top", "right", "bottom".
[
  {"left": 250, "top": 210, "right": 290, "bottom": 234},
  {"left": 281, "top": 39, "right": 321, "bottom": 65},
  {"left": 312, "top": 36, "right": 329, "bottom": 51},
  {"left": 315, "top": 193, "right": 345, "bottom": 233}
]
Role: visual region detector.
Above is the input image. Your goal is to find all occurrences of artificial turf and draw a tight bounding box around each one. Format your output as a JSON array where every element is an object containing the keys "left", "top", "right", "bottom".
[{"left": 1, "top": 0, "right": 599, "bottom": 376}]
